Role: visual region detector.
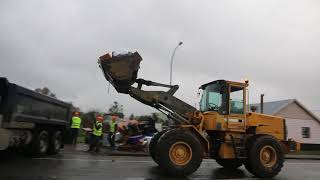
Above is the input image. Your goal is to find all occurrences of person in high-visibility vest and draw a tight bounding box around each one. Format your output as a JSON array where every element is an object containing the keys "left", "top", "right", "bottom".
[
  {"left": 71, "top": 112, "right": 82, "bottom": 146},
  {"left": 88, "top": 115, "right": 103, "bottom": 152},
  {"left": 108, "top": 115, "right": 118, "bottom": 148}
]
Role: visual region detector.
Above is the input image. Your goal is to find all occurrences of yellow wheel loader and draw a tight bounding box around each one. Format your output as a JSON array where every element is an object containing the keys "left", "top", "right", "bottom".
[{"left": 98, "top": 52, "right": 300, "bottom": 178}]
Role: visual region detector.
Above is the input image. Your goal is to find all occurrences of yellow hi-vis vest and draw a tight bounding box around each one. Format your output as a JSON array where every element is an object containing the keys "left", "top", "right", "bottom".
[
  {"left": 109, "top": 121, "right": 116, "bottom": 133},
  {"left": 93, "top": 121, "right": 103, "bottom": 136},
  {"left": 71, "top": 116, "right": 81, "bottom": 129}
]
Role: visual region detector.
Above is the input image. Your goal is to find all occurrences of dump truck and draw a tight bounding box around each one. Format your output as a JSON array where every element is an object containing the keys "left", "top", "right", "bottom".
[
  {"left": 98, "top": 52, "right": 299, "bottom": 178},
  {"left": 0, "top": 77, "right": 72, "bottom": 156}
]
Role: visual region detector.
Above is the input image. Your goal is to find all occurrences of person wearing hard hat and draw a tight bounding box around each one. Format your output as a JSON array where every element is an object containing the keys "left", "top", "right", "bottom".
[
  {"left": 71, "top": 111, "right": 82, "bottom": 146},
  {"left": 87, "top": 115, "right": 103, "bottom": 152},
  {"left": 108, "top": 115, "right": 118, "bottom": 149}
]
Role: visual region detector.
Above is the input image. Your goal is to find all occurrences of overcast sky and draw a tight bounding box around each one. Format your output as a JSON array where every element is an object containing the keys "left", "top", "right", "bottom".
[{"left": 1, "top": 0, "right": 320, "bottom": 117}]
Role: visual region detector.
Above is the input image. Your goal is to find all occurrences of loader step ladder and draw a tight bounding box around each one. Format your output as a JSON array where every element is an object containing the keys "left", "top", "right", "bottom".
[{"left": 230, "top": 135, "right": 247, "bottom": 159}]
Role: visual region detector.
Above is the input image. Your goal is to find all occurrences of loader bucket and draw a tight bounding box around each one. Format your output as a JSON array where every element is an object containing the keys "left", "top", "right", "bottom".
[{"left": 98, "top": 51, "right": 142, "bottom": 93}]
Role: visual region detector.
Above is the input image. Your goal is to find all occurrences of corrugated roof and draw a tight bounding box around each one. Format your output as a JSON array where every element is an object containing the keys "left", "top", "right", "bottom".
[
  {"left": 250, "top": 99, "right": 320, "bottom": 123},
  {"left": 250, "top": 99, "right": 294, "bottom": 115},
  {"left": 313, "top": 111, "right": 320, "bottom": 119}
]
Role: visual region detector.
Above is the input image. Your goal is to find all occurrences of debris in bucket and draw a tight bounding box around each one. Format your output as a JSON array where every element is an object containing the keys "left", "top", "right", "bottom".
[
  {"left": 98, "top": 51, "right": 142, "bottom": 93},
  {"left": 112, "top": 51, "right": 133, "bottom": 57}
]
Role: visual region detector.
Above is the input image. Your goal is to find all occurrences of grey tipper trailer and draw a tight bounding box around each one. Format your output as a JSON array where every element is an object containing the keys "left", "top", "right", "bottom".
[{"left": 0, "top": 77, "right": 72, "bottom": 156}]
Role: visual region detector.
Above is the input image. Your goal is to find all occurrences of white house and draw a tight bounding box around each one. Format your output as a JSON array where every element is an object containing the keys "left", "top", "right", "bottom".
[{"left": 251, "top": 99, "right": 320, "bottom": 150}]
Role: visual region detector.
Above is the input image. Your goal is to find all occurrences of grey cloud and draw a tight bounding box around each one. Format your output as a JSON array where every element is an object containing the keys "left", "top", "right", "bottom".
[{"left": 1, "top": 0, "right": 319, "bottom": 116}]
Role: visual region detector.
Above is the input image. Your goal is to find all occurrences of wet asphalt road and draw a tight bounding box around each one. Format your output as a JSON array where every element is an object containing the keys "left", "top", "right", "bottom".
[{"left": 1, "top": 147, "right": 320, "bottom": 180}]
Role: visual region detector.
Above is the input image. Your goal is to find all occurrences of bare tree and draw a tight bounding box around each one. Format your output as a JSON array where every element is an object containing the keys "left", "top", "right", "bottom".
[
  {"left": 35, "top": 87, "right": 57, "bottom": 98},
  {"left": 108, "top": 101, "right": 124, "bottom": 118}
]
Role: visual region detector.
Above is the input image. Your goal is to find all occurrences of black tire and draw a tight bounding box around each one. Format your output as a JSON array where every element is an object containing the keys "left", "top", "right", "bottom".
[
  {"left": 33, "top": 130, "right": 50, "bottom": 156},
  {"left": 157, "top": 129, "right": 203, "bottom": 176},
  {"left": 149, "top": 130, "right": 167, "bottom": 165},
  {"left": 48, "top": 131, "right": 62, "bottom": 155},
  {"left": 216, "top": 159, "right": 243, "bottom": 169},
  {"left": 244, "top": 135, "right": 259, "bottom": 173},
  {"left": 245, "top": 135, "right": 284, "bottom": 178}
]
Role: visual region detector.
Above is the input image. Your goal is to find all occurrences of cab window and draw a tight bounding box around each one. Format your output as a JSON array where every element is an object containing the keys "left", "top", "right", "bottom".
[
  {"left": 230, "top": 86, "right": 244, "bottom": 114},
  {"left": 200, "top": 82, "right": 228, "bottom": 114}
]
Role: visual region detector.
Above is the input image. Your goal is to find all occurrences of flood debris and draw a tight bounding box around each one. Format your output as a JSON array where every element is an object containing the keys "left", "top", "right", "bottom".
[{"left": 98, "top": 51, "right": 142, "bottom": 93}]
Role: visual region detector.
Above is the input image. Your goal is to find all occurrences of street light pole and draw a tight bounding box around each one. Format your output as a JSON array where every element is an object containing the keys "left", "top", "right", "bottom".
[{"left": 170, "top": 41, "right": 183, "bottom": 85}]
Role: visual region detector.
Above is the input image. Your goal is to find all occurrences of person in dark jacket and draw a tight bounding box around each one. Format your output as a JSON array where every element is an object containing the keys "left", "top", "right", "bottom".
[{"left": 87, "top": 115, "right": 103, "bottom": 152}]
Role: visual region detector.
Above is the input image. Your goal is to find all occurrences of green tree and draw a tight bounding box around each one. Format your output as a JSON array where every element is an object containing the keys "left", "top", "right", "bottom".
[
  {"left": 108, "top": 101, "right": 124, "bottom": 118},
  {"left": 80, "top": 111, "right": 97, "bottom": 128},
  {"left": 129, "top": 113, "right": 135, "bottom": 120},
  {"left": 151, "top": 113, "right": 159, "bottom": 122}
]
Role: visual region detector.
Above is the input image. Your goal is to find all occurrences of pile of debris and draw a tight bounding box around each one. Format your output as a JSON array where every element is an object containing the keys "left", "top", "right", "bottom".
[{"left": 116, "top": 119, "right": 155, "bottom": 152}]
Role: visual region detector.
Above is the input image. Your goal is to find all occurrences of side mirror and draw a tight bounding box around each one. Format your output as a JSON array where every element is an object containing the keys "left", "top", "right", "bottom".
[{"left": 197, "top": 89, "right": 201, "bottom": 98}]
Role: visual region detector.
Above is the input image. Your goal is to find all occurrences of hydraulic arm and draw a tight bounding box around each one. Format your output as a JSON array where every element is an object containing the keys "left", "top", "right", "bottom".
[
  {"left": 130, "top": 78, "right": 197, "bottom": 125},
  {"left": 98, "top": 52, "right": 199, "bottom": 125}
]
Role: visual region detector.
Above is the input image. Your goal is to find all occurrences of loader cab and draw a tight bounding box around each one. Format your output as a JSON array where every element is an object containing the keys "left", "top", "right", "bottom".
[{"left": 199, "top": 80, "right": 248, "bottom": 116}]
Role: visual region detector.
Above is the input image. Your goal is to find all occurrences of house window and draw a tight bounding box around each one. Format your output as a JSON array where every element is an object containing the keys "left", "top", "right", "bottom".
[{"left": 302, "top": 127, "right": 310, "bottom": 138}]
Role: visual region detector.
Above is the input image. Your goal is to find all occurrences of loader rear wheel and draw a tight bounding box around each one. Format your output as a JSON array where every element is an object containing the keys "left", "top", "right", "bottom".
[
  {"left": 157, "top": 129, "right": 203, "bottom": 176},
  {"left": 216, "top": 159, "right": 243, "bottom": 169},
  {"left": 245, "top": 135, "right": 284, "bottom": 178},
  {"left": 149, "top": 130, "right": 167, "bottom": 164}
]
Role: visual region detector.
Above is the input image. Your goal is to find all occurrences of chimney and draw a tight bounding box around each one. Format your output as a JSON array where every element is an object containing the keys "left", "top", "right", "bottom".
[{"left": 260, "top": 94, "right": 264, "bottom": 113}]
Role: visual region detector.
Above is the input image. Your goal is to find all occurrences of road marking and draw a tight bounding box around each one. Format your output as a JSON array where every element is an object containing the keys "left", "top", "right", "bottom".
[
  {"left": 34, "top": 158, "right": 113, "bottom": 162},
  {"left": 217, "top": 178, "right": 259, "bottom": 180},
  {"left": 286, "top": 162, "right": 320, "bottom": 165},
  {"left": 124, "top": 177, "right": 259, "bottom": 180},
  {"left": 109, "top": 160, "right": 154, "bottom": 163},
  {"left": 33, "top": 157, "right": 153, "bottom": 163},
  {"left": 33, "top": 158, "right": 320, "bottom": 165}
]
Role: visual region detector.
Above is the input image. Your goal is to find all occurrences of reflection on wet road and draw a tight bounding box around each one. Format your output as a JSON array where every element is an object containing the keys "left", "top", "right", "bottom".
[{"left": 1, "top": 150, "right": 320, "bottom": 180}]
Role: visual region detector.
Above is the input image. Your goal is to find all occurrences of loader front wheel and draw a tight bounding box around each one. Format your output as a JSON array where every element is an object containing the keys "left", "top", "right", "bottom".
[
  {"left": 157, "top": 129, "right": 203, "bottom": 176},
  {"left": 245, "top": 135, "right": 284, "bottom": 178},
  {"left": 216, "top": 159, "right": 243, "bottom": 169},
  {"left": 149, "top": 130, "right": 167, "bottom": 165}
]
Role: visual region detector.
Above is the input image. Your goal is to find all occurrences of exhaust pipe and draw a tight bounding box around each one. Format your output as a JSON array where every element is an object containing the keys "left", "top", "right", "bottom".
[{"left": 260, "top": 94, "right": 264, "bottom": 113}]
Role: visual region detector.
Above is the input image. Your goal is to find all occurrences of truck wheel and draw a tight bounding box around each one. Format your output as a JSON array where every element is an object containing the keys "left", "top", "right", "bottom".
[
  {"left": 33, "top": 130, "right": 49, "bottom": 156},
  {"left": 48, "top": 131, "right": 62, "bottom": 155},
  {"left": 157, "top": 129, "right": 203, "bottom": 176},
  {"left": 216, "top": 159, "right": 243, "bottom": 169},
  {"left": 149, "top": 130, "right": 167, "bottom": 165},
  {"left": 245, "top": 135, "right": 284, "bottom": 178}
]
